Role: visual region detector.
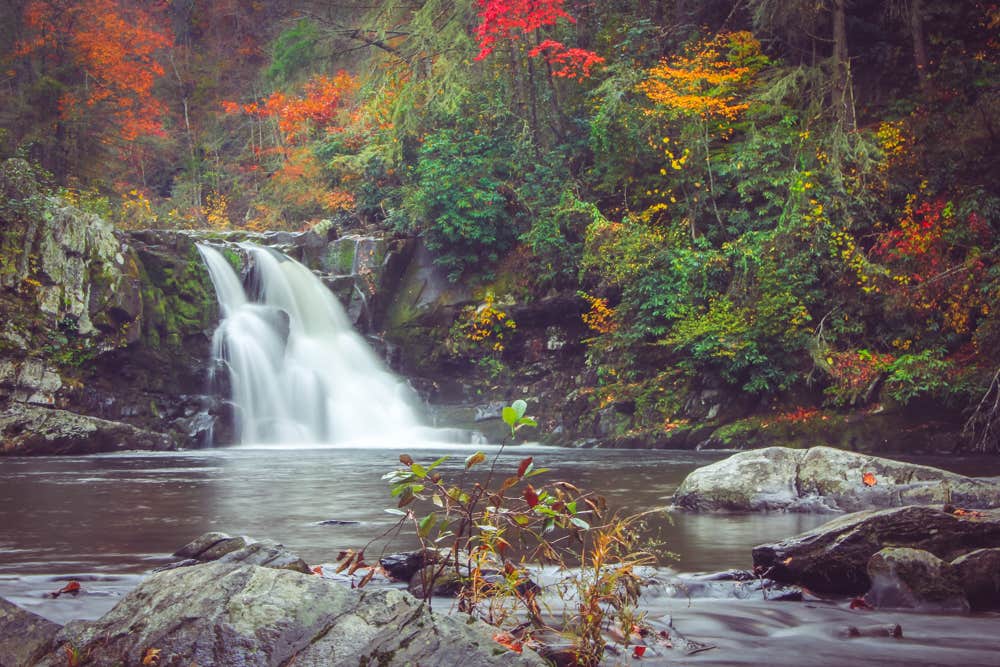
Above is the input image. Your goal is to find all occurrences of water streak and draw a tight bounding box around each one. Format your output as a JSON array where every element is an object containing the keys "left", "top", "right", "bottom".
[{"left": 197, "top": 243, "right": 423, "bottom": 445}]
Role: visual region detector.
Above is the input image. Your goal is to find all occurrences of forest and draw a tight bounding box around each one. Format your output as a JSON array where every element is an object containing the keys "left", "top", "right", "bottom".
[{"left": 2, "top": 0, "right": 998, "bottom": 450}]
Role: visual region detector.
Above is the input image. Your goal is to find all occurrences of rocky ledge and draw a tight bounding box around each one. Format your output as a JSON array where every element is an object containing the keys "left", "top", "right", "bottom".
[
  {"left": 1, "top": 550, "right": 543, "bottom": 666},
  {"left": 672, "top": 446, "right": 1000, "bottom": 512},
  {"left": 0, "top": 403, "right": 177, "bottom": 455},
  {"left": 752, "top": 505, "right": 1000, "bottom": 609}
]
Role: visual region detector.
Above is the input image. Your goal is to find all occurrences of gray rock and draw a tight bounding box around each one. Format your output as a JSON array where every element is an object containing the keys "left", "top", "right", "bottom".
[
  {"left": 170, "top": 532, "right": 310, "bottom": 574},
  {"left": 172, "top": 531, "right": 233, "bottom": 559},
  {"left": 0, "top": 596, "right": 61, "bottom": 667},
  {"left": 951, "top": 548, "right": 1000, "bottom": 610},
  {"left": 0, "top": 403, "right": 176, "bottom": 455},
  {"left": 866, "top": 547, "right": 969, "bottom": 612},
  {"left": 35, "top": 562, "right": 543, "bottom": 666},
  {"left": 673, "top": 446, "right": 1000, "bottom": 512},
  {"left": 752, "top": 505, "right": 1000, "bottom": 595}
]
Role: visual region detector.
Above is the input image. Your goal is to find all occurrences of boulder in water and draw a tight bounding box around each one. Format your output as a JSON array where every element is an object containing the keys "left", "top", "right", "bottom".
[
  {"left": 0, "top": 597, "right": 60, "bottom": 666},
  {"left": 866, "top": 547, "right": 969, "bottom": 612},
  {"left": 0, "top": 403, "right": 176, "bottom": 455},
  {"left": 30, "top": 562, "right": 543, "bottom": 666},
  {"left": 951, "top": 548, "right": 1000, "bottom": 610},
  {"left": 672, "top": 446, "right": 1000, "bottom": 512},
  {"left": 752, "top": 505, "right": 1000, "bottom": 595}
]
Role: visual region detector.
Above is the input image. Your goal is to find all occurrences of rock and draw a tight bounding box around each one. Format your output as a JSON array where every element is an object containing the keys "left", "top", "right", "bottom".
[
  {"left": 866, "top": 547, "right": 969, "bottom": 612},
  {"left": 33, "top": 562, "right": 543, "bottom": 666},
  {"left": 0, "top": 596, "right": 61, "bottom": 667},
  {"left": 835, "top": 623, "right": 903, "bottom": 639},
  {"left": 0, "top": 403, "right": 176, "bottom": 455},
  {"left": 752, "top": 505, "right": 1000, "bottom": 595},
  {"left": 673, "top": 446, "right": 1000, "bottom": 512},
  {"left": 169, "top": 532, "right": 310, "bottom": 574},
  {"left": 380, "top": 549, "right": 443, "bottom": 581},
  {"left": 951, "top": 548, "right": 1000, "bottom": 610}
]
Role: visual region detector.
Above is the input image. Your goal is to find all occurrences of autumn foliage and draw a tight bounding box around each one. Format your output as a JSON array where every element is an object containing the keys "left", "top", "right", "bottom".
[
  {"left": 473, "top": 0, "right": 604, "bottom": 80},
  {"left": 15, "top": 0, "right": 172, "bottom": 142}
]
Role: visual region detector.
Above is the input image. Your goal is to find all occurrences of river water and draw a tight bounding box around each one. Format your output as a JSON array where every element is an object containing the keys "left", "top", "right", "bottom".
[{"left": 2, "top": 444, "right": 999, "bottom": 665}]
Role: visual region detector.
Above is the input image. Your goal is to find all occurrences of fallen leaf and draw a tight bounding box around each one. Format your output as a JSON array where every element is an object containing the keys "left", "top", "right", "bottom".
[
  {"left": 849, "top": 596, "right": 873, "bottom": 610},
  {"left": 862, "top": 472, "right": 877, "bottom": 487},
  {"left": 656, "top": 630, "right": 673, "bottom": 648},
  {"left": 632, "top": 645, "right": 647, "bottom": 658},
  {"left": 953, "top": 508, "right": 985, "bottom": 518},
  {"left": 49, "top": 581, "right": 81, "bottom": 598},
  {"left": 312, "top": 565, "right": 324, "bottom": 575},
  {"left": 781, "top": 556, "right": 793, "bottom": 566},
  {"left": 492, "top": 632, "right": 523, "bottom": 653},
  {"left": 142, "top": 647, "right": 161, "bottom": 665}
]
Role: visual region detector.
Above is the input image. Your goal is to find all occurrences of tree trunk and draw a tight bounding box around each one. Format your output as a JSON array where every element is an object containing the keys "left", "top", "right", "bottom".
[
  {"left": 831, "top": 0, "right": 856, "bottom": 131},
  {"left": 909, "top": 0, "right": 930, "bottom": 91}
]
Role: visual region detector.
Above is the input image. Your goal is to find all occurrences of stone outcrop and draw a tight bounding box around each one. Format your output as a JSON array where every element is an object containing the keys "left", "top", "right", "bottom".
[
  {"left": 0, "top": 403, "right": 176, "bottom": 455},
  {"left": 163, "top": 531, "right": 312, "bottom": 574},
  {"left": 22, "top": 561, "right": 543, "bottom": 666},
  {"left": 751, "top": 505, "right": 1000, "bottom": 595},
  {"left": 951, "top": 548, "right": 1000, "bottom": 610},
  {"left": 672, "top": 446, "right": 1000, "bottom": 512},
  {"left": 0, "top": 596, "right": 60, "bottom": 666}
]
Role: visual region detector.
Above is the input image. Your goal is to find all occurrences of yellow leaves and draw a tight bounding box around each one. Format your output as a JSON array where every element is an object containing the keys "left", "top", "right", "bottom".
[
  {"left": 580, "top": 292, "right": 617, "bottom": 334},
  {"left": 141, "top": 647, "right": 161, "bottom": 665},
  {"left": 639, "top": 31, "right": 764, "bottom": 121}
]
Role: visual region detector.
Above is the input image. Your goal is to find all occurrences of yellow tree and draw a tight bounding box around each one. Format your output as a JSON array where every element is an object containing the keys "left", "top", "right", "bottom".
[{"left": 639, "top": 31, "right": 767, "bottom": 233}]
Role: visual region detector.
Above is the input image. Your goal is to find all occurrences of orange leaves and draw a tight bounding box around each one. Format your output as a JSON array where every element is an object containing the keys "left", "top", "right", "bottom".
[
  {"left": 48, "top": 580, "right": 81, "bottom": 598},
  {"left": 141, "top": 647, "right": 161, "bottom": 665},
  {"left": 952, "top": 508, "right": 986, "bottom": 519},
  {"left": 17, "top": 0, "right": 172, "bottom": 142},
  {"left": 492, "top": 631, "right": 524, "bottom": 653},
  {"left": 580, "top": 292, "right": 617, "bottom": 334},
  {"left": 639, "top": 31, "right": 764, "bottom": 121},
  {"left": 862, "top": 472, "right": 878, "bottom": 487}
]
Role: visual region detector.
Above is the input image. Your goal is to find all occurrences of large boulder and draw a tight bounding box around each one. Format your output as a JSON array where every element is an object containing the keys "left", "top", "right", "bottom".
[
  {"left": 951, "top": 548, "right": 1000, "bottom": 610},
  {"left": 672, "top": 446, "right": 1000, "bottom": 512},
  {"left": 866, "top": 547, "right": 969, "bottom": 612},
  {"left": 0, "top": 403, "right": 176, "bottom": 455},
  {"left": 0, "top": 596, "right": 60, "bottom": 666},
  {"left": 32, "top": 562, "right": 543, "bottom": 666},
  {"left": 752, "top": 505, "right": 1000, "bottom": 595}
]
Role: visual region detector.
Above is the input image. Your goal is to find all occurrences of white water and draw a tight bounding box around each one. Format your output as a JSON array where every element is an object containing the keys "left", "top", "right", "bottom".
[{"left": 197, "top": 243, "right": 427, "bottom": 445}]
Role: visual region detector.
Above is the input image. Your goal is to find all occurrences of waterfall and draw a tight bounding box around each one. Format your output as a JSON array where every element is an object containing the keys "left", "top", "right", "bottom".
[{"left": 197, "top": 243, "right": 424, "bottom": 445}]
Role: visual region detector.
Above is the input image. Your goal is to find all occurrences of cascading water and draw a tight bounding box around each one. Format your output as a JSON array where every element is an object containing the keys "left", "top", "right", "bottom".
[{"left": 197, "top": 242, "right": 425, "bottom": 445}]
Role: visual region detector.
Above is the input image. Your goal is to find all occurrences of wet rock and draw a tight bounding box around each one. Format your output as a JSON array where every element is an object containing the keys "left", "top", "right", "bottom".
[
  {"left": 380, "top": 549, "right": 443, "bottom": 581},
  {"left": 951, "top": 548, "right": 1000, "bottom": 610},
  {"left": 0, "top": 403, "right": 176, "bottom": 455},
  {"left": 752, "top": 505, "right": 1000, "bottom": 595},
  {"left": 866, "top": 547, "right": 969, "bottom": 612},
  {"left": 33, "top": 562, "right": 543, "bottom": 666},
  {"left": 673, "top": 446, "right": 1000, "bottom": 512},
  {"left": 169, "top": 532, "right": 309, "bottom": 574},
  {"left": 0, "top": 596, "right": 61, "bottom": 666},
  {"left": 836, "top": 623, "right": 903, "bottom": 639}
]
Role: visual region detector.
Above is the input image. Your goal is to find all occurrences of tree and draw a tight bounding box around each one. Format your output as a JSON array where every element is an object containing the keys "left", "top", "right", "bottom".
[{"left": 10, "top": 0, "right": 173, "bottom": 179}]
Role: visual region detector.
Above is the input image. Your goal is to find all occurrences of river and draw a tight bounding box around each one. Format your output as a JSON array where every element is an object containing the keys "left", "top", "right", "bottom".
[{"left": 2, "top": 444, "right": 999, "bottom": 665}]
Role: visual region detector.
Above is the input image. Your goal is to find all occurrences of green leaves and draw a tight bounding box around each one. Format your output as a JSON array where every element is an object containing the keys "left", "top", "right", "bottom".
[{"left": 502, "top": 399, "right": 537, "bottom": 437}]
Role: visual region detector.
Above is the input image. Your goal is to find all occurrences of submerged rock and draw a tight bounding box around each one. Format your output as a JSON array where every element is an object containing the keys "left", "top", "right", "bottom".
[
  {"left": 672, "top": 446, "right": 1000, "bottom": 512},
  {"left": 752, "top": 505, "right": 1000, "bottom": 595},
  {"left": 30, "top": 562, "right": 543, "bottom": 666},
  {"left": 0, "top": 403, "right": 176, "bottom": 455},
  {"left": 866, "top": 547, "right": 969, "bottom": 612}
]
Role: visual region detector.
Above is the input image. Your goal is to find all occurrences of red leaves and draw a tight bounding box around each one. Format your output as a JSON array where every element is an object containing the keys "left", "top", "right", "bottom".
[
  {"left": 492, "top": 631, "right": 523, "bottom": 653},
  {"left": 517, "top": 456, "right": 533, "bottom": 479},
  {"left": 523, "top": 484, "right": 540, "bottom": 508},
  {"left": 48, "top": 580, "right": 81, "bottom": 598},
  {"left": 632, "top": 645, "right": 647, "bottom": 658},
  {"left": 952, "top": 507, "right": 985, "bottom": 519},
  {"left": 472, "top": 0, "right": 603, "bottom": 79},
  {"left": 862, "top": 472, "right": 877, "bottom": 487},
  {"left": 850, "top": 596, "right": 873, "bottom": 610}
]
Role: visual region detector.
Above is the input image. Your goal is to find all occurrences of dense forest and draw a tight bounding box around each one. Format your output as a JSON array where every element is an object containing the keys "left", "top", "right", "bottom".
[{"left": 2, "top": 0, "right": 998, "bottom": 449}]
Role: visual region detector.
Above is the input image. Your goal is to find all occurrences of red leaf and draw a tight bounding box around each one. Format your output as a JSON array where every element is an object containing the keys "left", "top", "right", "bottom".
[
  {"left": 523, "top": 484, "right": 539, "bottom": 508},
  {"left": 862, "top": 472, "right": 877, "bottom": 487},
  {"left": 50, "top": 580, "right": 81, "bottom": 597},
  {"left": 517, "top": 456, "right": 533, "bottom": 479},
  {"left": 312, "top": 565, "right": 324, "bottom": 575},
  {"left": 632, "top": 645, "right": 646, "bottom": 658},
  {"left": 850, "top": 596, "right": 873, "bottom": 610},
  {"left": 493, "top": 632, "right": 523, "bottom": 653}
]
